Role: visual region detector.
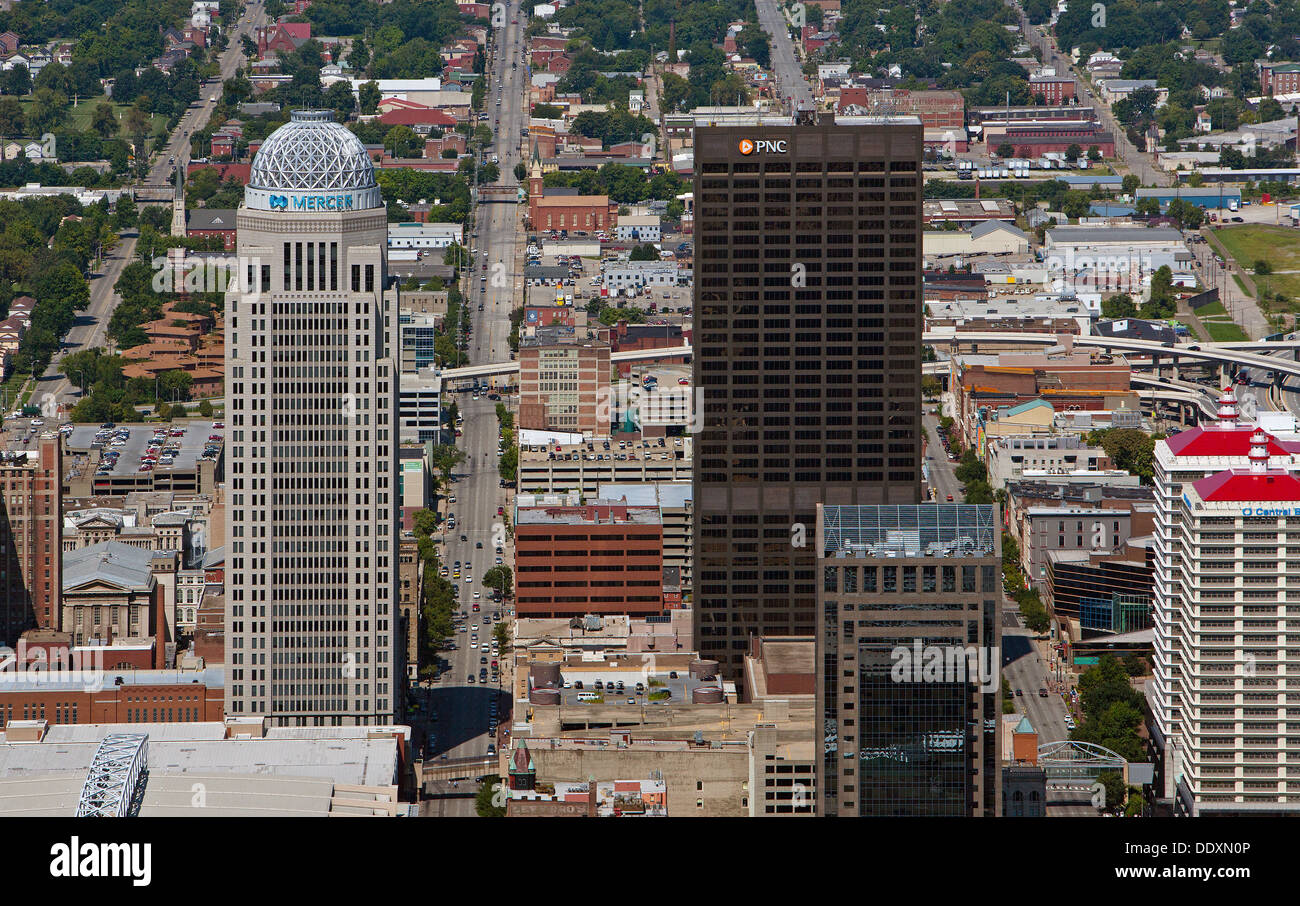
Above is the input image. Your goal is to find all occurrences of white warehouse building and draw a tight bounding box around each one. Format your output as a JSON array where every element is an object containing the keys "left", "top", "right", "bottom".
[{"left": 387, "top": 222, "right": 464, "bottom": 251}]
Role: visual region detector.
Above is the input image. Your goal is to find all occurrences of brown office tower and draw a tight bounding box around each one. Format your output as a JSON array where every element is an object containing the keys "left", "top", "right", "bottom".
[
  {"left": 693, "top": 115, "right": 925, "bottom": 677},
  {"left": 0, "top": 434, "right": 63, "bottom": 643},
  {"left": 816, "top": 504, "right": 1002, "bottom": 816}
]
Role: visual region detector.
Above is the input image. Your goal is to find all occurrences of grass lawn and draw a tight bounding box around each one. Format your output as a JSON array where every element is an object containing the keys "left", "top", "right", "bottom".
[
  {"left": 1212, "top": 225, "right": 1300, "bottom": 272},
  {"left": 1204, "top": 320, "right": 1250, "bottom": 341},
  {"left": 1191, "top": 300, "right": 1227, "bottom": 317},
  {"left": 21, "top": 97, "right": 168, "bottom": 139},
  {"left": 1254, "top": 272, "right": 1300, "bottom": 300}
]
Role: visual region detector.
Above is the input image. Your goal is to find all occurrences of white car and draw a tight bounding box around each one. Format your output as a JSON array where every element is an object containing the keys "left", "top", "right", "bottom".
[
  {"left": 465, "top": 576, "right": 473, "bottom": 584},
  {"left": 470, "top": 642, "right": 478, "bottom": 649},
  {"left": 474, "top": 592, "right": 481, "bottom": 599}
]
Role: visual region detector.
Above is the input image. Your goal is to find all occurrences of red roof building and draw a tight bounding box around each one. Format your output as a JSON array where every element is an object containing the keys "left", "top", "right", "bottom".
[
  {"left": 378, "top": 106, "right": 460, "bottom": 133},
  {"left": 1193, "top": 468, "right": 1300, "bottom": 502}
]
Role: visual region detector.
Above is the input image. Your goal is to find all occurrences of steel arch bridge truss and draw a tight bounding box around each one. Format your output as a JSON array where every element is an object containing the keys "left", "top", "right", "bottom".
[
  {"left": 76, "top": 734, "right": 149, "bottom": 817},
  {"left": 1037, "top": 740, "right": 1126, "bottom": 787}
]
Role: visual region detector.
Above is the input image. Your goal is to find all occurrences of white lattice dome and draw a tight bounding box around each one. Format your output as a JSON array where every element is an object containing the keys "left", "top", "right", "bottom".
[{"left": 248, "top": 109, "right": 377, "bottom": 193}]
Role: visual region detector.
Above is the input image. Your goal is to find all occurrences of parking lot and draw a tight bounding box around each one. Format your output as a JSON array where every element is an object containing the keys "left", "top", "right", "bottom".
[
  {"left": 67, "top": 420, "right": 224, "bottom": 476},
  {"left": 553, "top": 670, "right": 710, "bottom": 706}
]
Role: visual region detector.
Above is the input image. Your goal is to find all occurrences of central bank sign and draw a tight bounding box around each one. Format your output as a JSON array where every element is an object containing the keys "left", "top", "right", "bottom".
[{"left": 739, "top": 138, "right": 787, "bottom": 155}]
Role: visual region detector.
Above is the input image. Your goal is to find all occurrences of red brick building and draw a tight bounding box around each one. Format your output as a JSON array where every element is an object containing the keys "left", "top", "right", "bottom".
[
  {"left": 186, "top": 208, "right": 237, "bottom": 249},
  {"left": 0, "top": 435, "right": 61, "bottom": 645},
  {"left": 378, "top": 106, "right": 459, "bottom": 134},
  {"left": 518, "top": 341, "right": 611, "bottom": 433},
  {"left": 0, "top": 670, "right": 225, "bottom": 727},
  {"left": 257, "top": 21, "right": 310, "bottom": 58},
  {"left": 840, "top": 88, "right": 964, "bottom": 129},
  {"left": 528, "top": 151, "right": 616, "bottom": 230},
  {"left": 1259, "top": 62, "right": 1300, "bottom": 95},
  {"left": 1006, "top": 128, "right": 1115, "bottom": 157},
  {"left": 522, "top": 306, "right": 575, "bottom": 328},
  {"left": 606, "top": 321, "right": 687, "bottom": 376},
  {"left": 515, "top": 504, "right": 664, "bottom": 617},
  {"left": 1029, "top": 75, "right": 1076, "bottom": 104}
]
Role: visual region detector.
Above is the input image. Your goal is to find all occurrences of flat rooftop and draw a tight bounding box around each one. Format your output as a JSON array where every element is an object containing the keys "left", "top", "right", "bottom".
[
  {"left": 519, "top": 435, "right": 690, "bottom": 461},
  {"left": 516, "top": 504, "right": 662, "bottom": 526},
  {"left": 0, "top": 722, "right": 405, "bottom": 815},
  {"left": 66, "top": 420, "right": 223, "bottom": 477},
  {"left": 821, "top": 504, "right": 999, "bottom": 558}
]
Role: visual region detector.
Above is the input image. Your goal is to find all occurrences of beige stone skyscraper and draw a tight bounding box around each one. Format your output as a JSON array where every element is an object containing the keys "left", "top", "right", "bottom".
[{"left": 225, "top": 110, "right": 400, "bottom": 726}]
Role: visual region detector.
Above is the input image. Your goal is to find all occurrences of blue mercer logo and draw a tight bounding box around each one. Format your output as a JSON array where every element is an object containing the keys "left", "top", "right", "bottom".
[{"left": 269, "top": 195, "right": 289, "bottom": 210}]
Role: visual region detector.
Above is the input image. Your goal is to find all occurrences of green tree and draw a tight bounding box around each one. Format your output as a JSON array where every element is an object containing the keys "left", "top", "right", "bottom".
[
  {"left": 359, "top": 80, "right": 381, "bottom": 115},
  {"left": 954, "top": 448, "right": 987, "bottom": 485},
  {"left": 1124, "top": 790, "right": 1146, "bottom": 817},
  {"left": 475, "top": 774, "right": 505, "bottom": 817},
  {"left": 1097, "top": 770, "right": 1127, "bottom": 812},
  {"left": 658, "top": 71, "right": 690, "bottom": 113},
  {"left": 0, "top": 96, "right": 24, "bottom": 135},
  {"left": 384, "top": 125, "right": 419, "bottom": 158},
  {"left": 996, "top": 142, "right": 1014, "bottom": 158},
  {"left": 1086, "top": 427, "right": 1158, "bottom": 483},
  {"left": 413, "top": 508, "right": 438, "bottom": 538},
  {"left": 964, "top": 479, "right": 994, "bottom": 504},
  {"left": 1123, "top": 653, "right": 1148, "bottom": 676},
  {"left": 492, "top": 620, "right": 511, "bottom": 651},
  {"left": 1064, "top": 143, "right": 1082, "bottom": 163},
  {"left": 325, "top": 80, "right": 357, "bottom": 120},
  {"left": 158, "top": 370, "right": 194, "bottom": 402},
  {"left": 1101, "top": 293, "right": 1137, "bottom": 319},
  {"left": 1122, "top": 174, "right": 1140, "bottom": 195},
  {"left": 483, "top": 565, "right": 514, "bottom": 598},
  {"left": 91, "top": 102, "right": 118, "bottom": 139},
  {"left": 430, "top": 444, "right": 467, "bottom": 487}
]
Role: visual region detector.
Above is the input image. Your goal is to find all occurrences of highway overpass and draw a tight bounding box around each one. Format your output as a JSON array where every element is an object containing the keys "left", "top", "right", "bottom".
[
  {"left": 442, "top": 332, "right": 1300, "bottom": 384},
  {"left": 923, "top": 331, "right": 1300, "bottom": 381}
]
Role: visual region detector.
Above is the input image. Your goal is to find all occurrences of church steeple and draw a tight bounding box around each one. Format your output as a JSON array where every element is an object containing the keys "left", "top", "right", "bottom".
[
  {"left": 528, "top": 141, "right": 543, "bottom": 199},
  {"left": 170, "top": 160, "right": 186, "bottom": 238}
]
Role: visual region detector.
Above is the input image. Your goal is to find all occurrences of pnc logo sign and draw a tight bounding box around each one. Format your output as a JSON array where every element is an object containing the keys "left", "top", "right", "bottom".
[
  {"left": 268, "top": 194, "right": 289, "bottom": 210},
  {"left": 739, "top": 138, "right": 787, "bottom": 154}
]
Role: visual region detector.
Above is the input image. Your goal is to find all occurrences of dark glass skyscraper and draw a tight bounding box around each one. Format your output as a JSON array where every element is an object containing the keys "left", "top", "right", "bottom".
[
  {"left": 816, "top": 504, "right": 1002, "bottom": 816},
  {"left": 692, "top": 115, "right": 925, "bottom": 677}
]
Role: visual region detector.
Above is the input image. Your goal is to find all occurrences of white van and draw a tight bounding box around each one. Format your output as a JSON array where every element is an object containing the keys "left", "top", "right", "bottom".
[{"left": 577, "top": 691, "right": 601, "bottom": 702}]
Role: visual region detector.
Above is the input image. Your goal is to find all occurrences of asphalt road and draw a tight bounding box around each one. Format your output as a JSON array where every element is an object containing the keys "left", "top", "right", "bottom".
[
  {"left": 420, "top": 0, "right": 527, "bottom": 771},
  {"left": 33, "top": 0, "right": 268, "bottom": 415},
  {"left": 755, "top": 0, "right": 813, "bottom": 111},
  {"left": 922, "top": 409, "right": 962, "bottom": 502}
]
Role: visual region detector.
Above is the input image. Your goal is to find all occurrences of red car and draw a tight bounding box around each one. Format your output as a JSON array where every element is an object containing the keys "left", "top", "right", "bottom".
[{"left": 497, "top": 506, "right": 505, "bottom": 516}]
